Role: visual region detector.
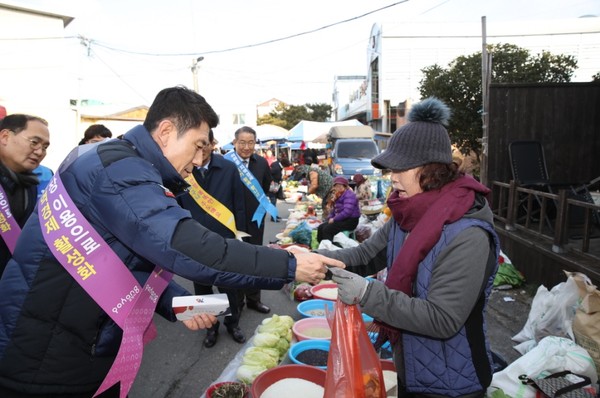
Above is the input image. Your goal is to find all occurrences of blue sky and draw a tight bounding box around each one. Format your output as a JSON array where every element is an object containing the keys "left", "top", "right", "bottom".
[{"left": 12, "top": 0, "right": 600, "bottom": 107}]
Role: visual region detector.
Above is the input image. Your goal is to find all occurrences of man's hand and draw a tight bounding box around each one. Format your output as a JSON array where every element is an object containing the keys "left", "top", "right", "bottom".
[
  {"left": 329, "top": 267, "right": 369, "bottom": 305},
  {"left": 182, "top": 313, "right": 218, "bottom": 331},
  {"left": 294, "top": 252, "right": 345, "bottom": 285}
]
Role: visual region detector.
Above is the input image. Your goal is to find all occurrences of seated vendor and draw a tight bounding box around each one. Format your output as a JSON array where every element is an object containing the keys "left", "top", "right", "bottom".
[
  {"left": 317, "top": 177, "right": 360, "bottom": 244},
  {"left": 353, "top": 173, "right": 373, "bottom": 202}
]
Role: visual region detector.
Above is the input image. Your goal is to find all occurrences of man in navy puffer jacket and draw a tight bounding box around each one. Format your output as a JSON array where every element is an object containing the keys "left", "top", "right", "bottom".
[{"left": 0, "top": 86, "right": 343, "bottom": 398}]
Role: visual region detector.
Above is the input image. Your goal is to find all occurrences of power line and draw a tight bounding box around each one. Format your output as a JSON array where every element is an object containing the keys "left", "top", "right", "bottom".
[
  {"left": 88, "top": 47, "right": 150, "bottom": 103},
  {"left": 90, "top": 1, "right": 409, "bottom": 57}
]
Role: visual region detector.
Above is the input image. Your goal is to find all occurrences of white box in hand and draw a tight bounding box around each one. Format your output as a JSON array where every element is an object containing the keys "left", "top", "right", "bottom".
[{"left": 172, "top": 294, "right": 230, "bottom": 321}]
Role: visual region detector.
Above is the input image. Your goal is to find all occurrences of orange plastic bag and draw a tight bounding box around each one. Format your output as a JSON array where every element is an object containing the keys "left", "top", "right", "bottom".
[{"left": 324, "top": 298, "right": 385, "bottom": 398}]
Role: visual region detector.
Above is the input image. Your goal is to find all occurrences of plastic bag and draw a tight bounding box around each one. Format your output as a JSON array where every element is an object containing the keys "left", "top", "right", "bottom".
[
  {"left": 493, "top": 251, "right": 525, "bottom": 288},
  {"left": 288, "top": 221, "right": 312, "bottom": 246},
  {"left": 512, "top": 275, "right": 579, "bottom": 354},
  {"left": 354, "top": 224, "right": 373, "bottom": 243},
  {"left": 324, "top": 299, "right": 385, "bottom": 398},
  {"left": 570, "top": 271, "right": 600, "bottom": 375},
  {"left": 333, "top": 232, "right": 359, "bottom": 248}
]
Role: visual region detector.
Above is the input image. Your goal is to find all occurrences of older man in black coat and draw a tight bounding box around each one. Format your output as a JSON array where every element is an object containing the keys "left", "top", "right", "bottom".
[{"left": 232, "top": 126, "right": 273, "bottom": 314}]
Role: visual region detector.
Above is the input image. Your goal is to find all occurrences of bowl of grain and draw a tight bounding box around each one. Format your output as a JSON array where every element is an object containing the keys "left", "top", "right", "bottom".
[
  {"left": 251, "top": 364, "right": 326, "bottom": 398},
  {"left": 296, "top": 299, "right": 335, "bottom": 318},
  {"left": 310, "top": 283, "right": 338, "bottom": 301},
  {"left": 288, "top": 339, "right": 330, "bottom": 369},
  {"left": 292, "top": 317, "right": 332, "bottom": 341}
]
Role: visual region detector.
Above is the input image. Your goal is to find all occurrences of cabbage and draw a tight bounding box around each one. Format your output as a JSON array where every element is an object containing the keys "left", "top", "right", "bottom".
[
  {"left": 236, "top": 364, "right": 267, "bottom": 384},
  {"left": 253, "top": 332, "right": 280, "bottom": 348},
  {"left": 279, "top": 315, "right": 294, "bottom": 329},
  {"left": 242, "top": 350, "right": 277, "bottom": 369},
  {"left": 275, "top": 337, "right": 290, "bottom": 358},
  {"left": 245, "top": 346, "right": 280, "bottom": 361},
  {"left": 258, "top": 314, "right": 294, "bottom": 338},
  {"left": 285, "top": 328, "right": 293, "bottom": 343}
]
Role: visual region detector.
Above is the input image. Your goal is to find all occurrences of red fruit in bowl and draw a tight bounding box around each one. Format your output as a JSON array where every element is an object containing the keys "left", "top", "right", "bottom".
[{"left": 294, "top": 284, "right": 313, "bottom": 301}]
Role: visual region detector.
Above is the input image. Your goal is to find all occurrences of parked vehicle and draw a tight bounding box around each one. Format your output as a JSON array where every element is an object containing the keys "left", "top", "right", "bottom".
[{"left": 328, "top": 125, "right": 381, "bottom": 181}]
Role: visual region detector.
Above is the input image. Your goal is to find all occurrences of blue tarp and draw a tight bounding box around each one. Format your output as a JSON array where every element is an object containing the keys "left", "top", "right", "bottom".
[{"left": 278, "top": 141, "right": 303, "bottom": 150}]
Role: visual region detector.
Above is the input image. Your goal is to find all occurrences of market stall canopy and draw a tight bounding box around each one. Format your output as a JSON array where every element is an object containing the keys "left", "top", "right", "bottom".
[
  {"left": 254, "top": 124, "right": 289, "bottom": 142},
  {"left": 278, "top": 141, "right": 325, "bottom": 150},
  {"left": 287, "top": 119, "right": 364, "bottom": 142},
  {"left": 312, "top": 125, "right": 376, "bottom": 143}
]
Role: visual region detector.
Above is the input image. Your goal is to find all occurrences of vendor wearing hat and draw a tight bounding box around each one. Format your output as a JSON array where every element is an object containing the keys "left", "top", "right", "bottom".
[
  {"left": 313, "top": 97, "right": 500, "bottom": 397},
  {"left": 352, "top": 173, "right": 373, "bottom": 202},
  {"left": 316, "top": 176, "right": 360, "bottom": 244}
]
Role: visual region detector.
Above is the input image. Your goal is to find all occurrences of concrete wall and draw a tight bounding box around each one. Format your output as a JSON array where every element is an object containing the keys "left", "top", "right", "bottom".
[{"left": 0, "top": 5, "right": 77, "bottom": 170}]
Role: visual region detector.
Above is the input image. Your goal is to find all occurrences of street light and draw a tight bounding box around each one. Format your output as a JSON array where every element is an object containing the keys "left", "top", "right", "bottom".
[{"left": 191, "top": 56, "right": 204, "bottom": 93}]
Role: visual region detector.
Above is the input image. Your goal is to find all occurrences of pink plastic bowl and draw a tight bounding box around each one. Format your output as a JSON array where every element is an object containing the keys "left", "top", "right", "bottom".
[{"left": 292, "top": 317, "right": 332, "bottom": 341}]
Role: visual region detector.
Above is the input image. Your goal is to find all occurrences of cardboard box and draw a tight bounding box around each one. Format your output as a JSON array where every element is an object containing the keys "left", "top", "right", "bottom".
[{"left": 172, "top": 294, "right": 231, "bottom": 321}]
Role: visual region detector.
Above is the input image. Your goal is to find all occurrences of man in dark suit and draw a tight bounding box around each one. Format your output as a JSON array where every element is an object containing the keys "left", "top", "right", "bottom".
[
  {"left": 232, "top": 126, "right": 273, "bottom": 314},
  {"left": 179, "top": 130, "right": 247, "bottom": 346},
  {"left": 0, "top": 114, "right": 50, "bottom": 277}
]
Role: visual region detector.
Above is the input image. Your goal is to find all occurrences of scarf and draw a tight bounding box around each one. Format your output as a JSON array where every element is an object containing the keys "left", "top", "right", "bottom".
[
  {"left": 371, "top": 174, "right": 490, "bottom": 348},
  {"left": 0, "top": 162, "right": 39, "bottom": 221}
]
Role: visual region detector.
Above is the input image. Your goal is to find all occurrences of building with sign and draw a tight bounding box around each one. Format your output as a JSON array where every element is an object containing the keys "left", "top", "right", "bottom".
[{"left": 334, "top": 18, "right": 600, "bottom": 134}]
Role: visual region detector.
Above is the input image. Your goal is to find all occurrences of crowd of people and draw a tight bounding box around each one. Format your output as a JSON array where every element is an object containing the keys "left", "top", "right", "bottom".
[{"left": 0, "top": 89, "right": 499, "bottom": 398}]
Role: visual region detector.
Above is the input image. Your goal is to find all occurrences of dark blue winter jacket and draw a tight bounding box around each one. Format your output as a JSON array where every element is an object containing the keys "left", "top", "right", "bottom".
[{"left": 0, "top": 126, "right": 296, "bottom": 396}]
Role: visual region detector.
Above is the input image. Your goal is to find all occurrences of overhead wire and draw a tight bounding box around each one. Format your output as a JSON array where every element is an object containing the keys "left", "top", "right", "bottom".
[{"left": 90, "top": 1, "right": 409, "bottom": 57}]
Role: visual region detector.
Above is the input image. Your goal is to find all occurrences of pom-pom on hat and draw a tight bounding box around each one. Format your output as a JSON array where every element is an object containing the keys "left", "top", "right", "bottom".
[
  {"left": 371, "top": 97, "right": 452, "bottom": 171},
  {"left": 333, "top": 176, "right": 349, "bottom": 186}
]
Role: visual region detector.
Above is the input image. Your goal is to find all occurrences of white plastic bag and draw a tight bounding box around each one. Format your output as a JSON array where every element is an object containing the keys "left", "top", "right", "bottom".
[
  {"left": 318, "top": 239, "right": 341, "bottom": 251},
  {"left": 512, "top": 276, "right": 579, "bottom": 355},
  {"left": 332, "top": 232, "right": 359, "bottom": 248},
  {"left": 487, "top": 336, "right": 597, "bottom": 398}
]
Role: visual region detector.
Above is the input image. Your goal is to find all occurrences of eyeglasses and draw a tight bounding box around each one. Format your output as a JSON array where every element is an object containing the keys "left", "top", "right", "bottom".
[
  {"left": 13, "top": 132, "right": 50, "bottom": 152},
  {"left": 236, "top": 141, "right": 256, "bottom": 148}
]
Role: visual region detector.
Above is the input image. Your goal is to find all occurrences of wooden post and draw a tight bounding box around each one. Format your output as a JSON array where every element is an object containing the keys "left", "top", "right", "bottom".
[
  {"left": 552, "top": 189, "right": 569, "bottom": 253},
  {"left": 506, "top": 180, "right": 517, "bottom": 231}
]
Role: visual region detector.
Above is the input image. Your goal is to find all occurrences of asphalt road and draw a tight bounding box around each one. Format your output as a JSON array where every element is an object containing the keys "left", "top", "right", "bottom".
[{"left": 129, "top": 200, "right": 533, "bottom": 398}]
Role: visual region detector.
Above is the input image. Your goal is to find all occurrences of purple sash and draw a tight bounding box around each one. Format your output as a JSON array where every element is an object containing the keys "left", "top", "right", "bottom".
[
  {"left": 38, "top": 173, "right": 172, "bottom": 398},
  {"left": 0, "top": 184, "right": 22, "bottom": 253}
]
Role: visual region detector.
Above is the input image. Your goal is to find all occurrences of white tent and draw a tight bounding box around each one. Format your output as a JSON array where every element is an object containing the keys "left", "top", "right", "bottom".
[
  {"left": 254, "top": 124, "right": 289, "bottom": 142},
  {"left": 287, "top": 119, "right": 364, "bottom": 142}
]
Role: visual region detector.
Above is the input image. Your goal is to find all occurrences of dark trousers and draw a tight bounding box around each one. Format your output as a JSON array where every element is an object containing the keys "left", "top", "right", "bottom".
[
  {"left": 239, "top": 218, "right": 266, "bottom": 308},
  {"left": 268, "top": 193, "right": 278, "bottom": 221},
  {"left": 317, "top": 217, "right": 359, "bottom": 243},
  {"left": 193, "top": 283, "right": 240, "bottom": 330}
]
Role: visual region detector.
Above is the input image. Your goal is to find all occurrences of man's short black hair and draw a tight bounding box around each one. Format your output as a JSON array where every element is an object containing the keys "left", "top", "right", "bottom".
[
  {"left": 0, "top": 114, "right": 48, "bottom": 134},
  {"left": 143, "top": 86, "right": 219, "bottom": 137}
]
